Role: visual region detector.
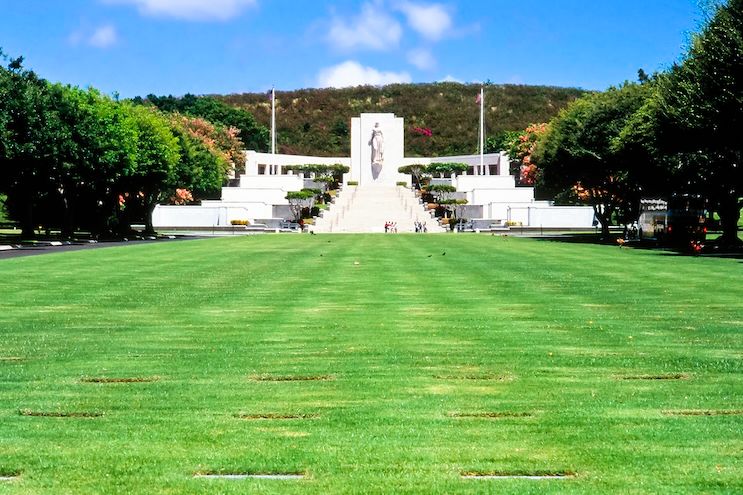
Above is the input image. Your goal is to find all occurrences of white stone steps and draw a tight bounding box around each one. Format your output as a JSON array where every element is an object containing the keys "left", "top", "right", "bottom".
[{"left": 314, "top": 184, "right": 444, "bottom": 233}]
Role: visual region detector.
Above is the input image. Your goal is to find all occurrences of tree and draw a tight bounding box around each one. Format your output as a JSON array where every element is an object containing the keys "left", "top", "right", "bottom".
[
  {"left": 533, "top": 83, "right": 651, "bottom": 238},
  {"left": 142, "top": 94, "right": 269, "bottom": 153},
  {"left": 613, "top": 84, "right": 677, "bottom": 202},
  {"left": 426, "top": 183, "right": 465, "bottom": 228},
  {"left": 652, "top": 0, "right": 743, "bottom": 245},
  {"left": 70, "top": 88, "right": 139, "bottom": 236},
  {"left": 165, "top": 114, "right": 231, "bottom": 201},
  {"left": 0, "top": 59, "right": 126, "bottom": 237},
  {"left": 0, "top": 52, "right": 62, "bottom": 236},
  {"left": 486, "top": 130, "right": 521, "bottom": 154},
  {"left": 285, "top": 189, "right": 317, "bottom": 222},
  {"left": 504, "top": 123, "right": 549, "bottom": 185},
  {"left": 0, "top": 52, "right": 247, "bottom": 237},
  {"left": 119, "top": 104, "right": 180, "bottom": 234},
  {"left": 398, "top": 163, "right": 426, "bottom": 189},
  {"left": 426, "top": 162, "right": 468, "bottom": 177},
  {"left": 426, "top": 184, "right": 457, "bottom": 218},
  {"left": 285, "top": 164, "right": 348, "bottom": 202},
  {"left": 439, "top": 198, "right": 468, "bottom": 229}
]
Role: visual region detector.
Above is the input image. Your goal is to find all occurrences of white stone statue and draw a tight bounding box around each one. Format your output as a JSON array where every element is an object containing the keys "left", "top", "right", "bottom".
[{"left": 369, "top": 123, "right": 384, "bottom": 165}]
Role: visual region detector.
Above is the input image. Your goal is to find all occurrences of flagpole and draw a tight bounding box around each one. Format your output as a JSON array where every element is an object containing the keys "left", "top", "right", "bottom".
[
  {"left": 271, "top": 86, "right": 276, "bottom": 174},
  {"left": 479, "top": 86, "right": 484, "bottom": 175}
]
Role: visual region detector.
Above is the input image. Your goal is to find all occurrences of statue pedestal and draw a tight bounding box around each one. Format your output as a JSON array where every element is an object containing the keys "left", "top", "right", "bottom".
[{"left": 350, "top": 113, "right": 408, "bottom": 186}]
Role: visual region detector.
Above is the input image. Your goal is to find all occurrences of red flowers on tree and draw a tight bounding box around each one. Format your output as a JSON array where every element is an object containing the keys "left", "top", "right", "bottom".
[
  {"left": 412, "top": 127, "right": 433, "bottom": 137},
  {"left": 171, "top": 188, "right": 193, "bottom": 205},
  {"left": 506, "top": 123, "right": 549, "bottom": 185}
]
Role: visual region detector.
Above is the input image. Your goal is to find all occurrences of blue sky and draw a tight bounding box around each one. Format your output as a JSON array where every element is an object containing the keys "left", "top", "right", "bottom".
[{"left": 1, "top": 0, "right": 706, "bottom": 98}]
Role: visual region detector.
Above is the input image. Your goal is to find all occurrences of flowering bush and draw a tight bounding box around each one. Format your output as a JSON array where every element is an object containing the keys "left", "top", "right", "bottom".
[
  {"left": 168, "top": 114, "right": 245, "bottom": 177},
  {"left": 171, "top": 188, "right": 194, "bottom": 205},
  {"left": 412, "top": 127, "right": 433, "bottom": 137},
  {"left": 507, "top": 123, "right": 548, "bottom": 185},
  {"left": 519, "top": 160, "right": 538, "bottom": 186}
]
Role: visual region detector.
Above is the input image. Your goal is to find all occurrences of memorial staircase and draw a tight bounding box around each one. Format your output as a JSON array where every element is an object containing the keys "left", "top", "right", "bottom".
[{"left": 313, "top": 184, "right": 446, "bottom": 233}]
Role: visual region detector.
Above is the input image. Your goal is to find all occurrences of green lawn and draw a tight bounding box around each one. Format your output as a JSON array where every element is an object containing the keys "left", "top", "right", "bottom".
[{"left": 0, "top": 235, "right": 741, "bottom": 494}]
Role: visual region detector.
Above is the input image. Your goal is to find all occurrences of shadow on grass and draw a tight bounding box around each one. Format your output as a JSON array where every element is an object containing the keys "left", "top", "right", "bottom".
[{"left": 532, "top": 233, "right": 743, "bottom": 260}]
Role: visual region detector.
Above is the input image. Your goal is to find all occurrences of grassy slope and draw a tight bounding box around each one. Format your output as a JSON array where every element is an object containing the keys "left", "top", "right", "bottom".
[
  {"left": 217, "top": 83, "right": 586, "bottom": 157},
  {"left": 0, "top": 235, "right": 741, "bottom": 494}
]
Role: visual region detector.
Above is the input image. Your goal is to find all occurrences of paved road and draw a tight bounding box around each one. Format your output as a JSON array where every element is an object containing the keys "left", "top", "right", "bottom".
[{"left": 0, "top": 236, "right": 203, "bottom": 260}]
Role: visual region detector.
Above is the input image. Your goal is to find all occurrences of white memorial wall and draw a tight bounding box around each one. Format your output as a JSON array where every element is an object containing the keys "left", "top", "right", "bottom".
[{"left": 152, "top": 112, "right": 595, "bottom": 230}]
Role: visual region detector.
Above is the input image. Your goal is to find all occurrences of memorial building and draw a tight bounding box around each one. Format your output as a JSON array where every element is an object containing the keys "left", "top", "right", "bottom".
[{"left": 153, "top": 113, "right": 594, "bottom": 232}]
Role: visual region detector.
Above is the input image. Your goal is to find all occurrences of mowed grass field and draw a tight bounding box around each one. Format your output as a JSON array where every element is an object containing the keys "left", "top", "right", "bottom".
[{"left": 0, "top": 234, "right": 741, "bottom": 494}]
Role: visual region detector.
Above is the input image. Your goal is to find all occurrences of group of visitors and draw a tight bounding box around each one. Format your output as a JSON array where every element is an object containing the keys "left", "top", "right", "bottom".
[{"left": 381, "top": 221, "right": 428, "bottom": 233}]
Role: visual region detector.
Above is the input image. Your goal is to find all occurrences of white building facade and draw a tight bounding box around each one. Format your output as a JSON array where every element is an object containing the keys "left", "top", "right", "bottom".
[{"left": 152, "top": 112, "right": 594, "bottom": 231}]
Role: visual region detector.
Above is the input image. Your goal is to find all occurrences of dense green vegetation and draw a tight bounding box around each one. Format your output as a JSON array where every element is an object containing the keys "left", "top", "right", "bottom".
[
  {"left": 216, "top": 83, "right": 586, "bottom": 157},
  {"left": 0, "top": 51, "right": 266, "bottom": 237},
  {"left": 520, "top": 1, "right": 742, "bottom": 244},
  {"left": 137, "top": 94, "right": 269, "bottom": 153},
  {"left": 0, "top": 194, "right": 8, "bottom": 224},
  {"left": 535, "top": 83, "right": 653, "bottom": 237},
  {"left": 0, "top": 235, "right": 741, "bottom": 494}
]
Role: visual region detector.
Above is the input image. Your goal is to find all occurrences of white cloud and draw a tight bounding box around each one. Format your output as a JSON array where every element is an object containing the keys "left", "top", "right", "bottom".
[
  {"left": 407, "top": 48, "right": 436, "bottom": 70},
  {"left": 89, "top": 25, "right": 118, "bottom": 48},
  {"left": 69, "top": 24, "right": 119, "bottom": 48},
  {"left": 327, "top": 2, "right": 403, "bottom": 51},
  {"left": 396, "top": 2, "right": 452, "bottom": 41},
  {"left": 102, "top": 0, "right": 257, "bottom": 21},
  {"left": 317, "top": 60, "right": 411, "bottom": 88}
]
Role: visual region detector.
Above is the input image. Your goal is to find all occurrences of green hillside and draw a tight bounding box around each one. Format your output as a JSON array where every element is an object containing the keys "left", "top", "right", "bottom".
[{"left": 217, "top": 83, "right": 587, "bottom": 157}]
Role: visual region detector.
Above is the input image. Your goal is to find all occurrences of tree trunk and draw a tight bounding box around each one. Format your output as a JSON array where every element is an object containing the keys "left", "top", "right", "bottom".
[
  {"left": 591, "top": 203, "right": 612, "bottom": 239},
  {"left": 144, "top": 194, "right": 157, "bottom": 235},
  {"left": 19, "top": 191, "right": 35, "bottom": 239},
  {"left": 145, "top": 207, "right": 155, "bottom": 235},
  {"left": 60, "top": 191, "right": 74, "bottom": 239},
  {"left": 716, "top": 197, "right": 742, "bottom": 247}
]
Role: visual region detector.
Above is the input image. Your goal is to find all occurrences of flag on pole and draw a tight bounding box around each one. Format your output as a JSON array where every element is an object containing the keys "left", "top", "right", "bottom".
[
  {"left": 475, "top": 92, "right": 481, "bottom": 104},
  {"left": 269, "top": 87, "right": 276, "bottom": 171},
  {"left": 478, "top": 87, "right": 484, "bottom": 174}
]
